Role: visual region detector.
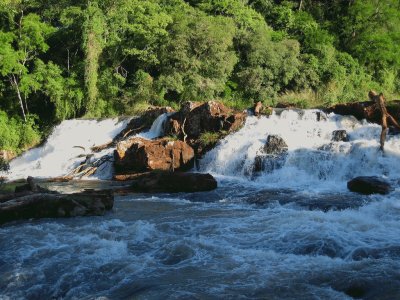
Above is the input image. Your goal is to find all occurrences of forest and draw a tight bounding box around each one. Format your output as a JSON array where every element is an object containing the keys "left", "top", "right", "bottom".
[{"left": 1, "top": 0, "right": 400, "bottom": 153}]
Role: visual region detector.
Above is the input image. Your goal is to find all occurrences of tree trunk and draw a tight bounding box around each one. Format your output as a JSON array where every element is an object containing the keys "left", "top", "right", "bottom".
[{"left": 10, "top": 74, "right": 27, "bottom": 122}]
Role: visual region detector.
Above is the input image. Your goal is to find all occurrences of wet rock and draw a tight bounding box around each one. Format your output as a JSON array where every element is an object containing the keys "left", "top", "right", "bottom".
[
  {"left": 347, "top": 176, "right": 392, "bottom": 195},
  {"left": 253, "top": 135, "right": 288, "bottom": 173},
  {"left": 331, "top": 130, "right": 349, "bottom": 142},
  {"left": 131, "top": 172, "right": 217, "bottom": 193},
  {"left": 114, "top": 137, "right": 194, "bottom": 174},
  {"left": 1, "top": 192, "right": 113, "bottom": 225},
  {"left": 0, "top": 188, "right": 114, "bottom": 225},
  {"left": 263, "top": 135, "right": 288, "bottom": 155}
]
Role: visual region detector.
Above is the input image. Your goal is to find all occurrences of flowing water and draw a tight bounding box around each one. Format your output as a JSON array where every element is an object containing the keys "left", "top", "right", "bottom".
[{"left": 1, "top": 110, "right": 400, "bottom": 299}]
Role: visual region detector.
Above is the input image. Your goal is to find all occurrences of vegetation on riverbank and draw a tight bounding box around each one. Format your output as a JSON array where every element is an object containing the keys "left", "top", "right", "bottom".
[{"left": 1, "top": 0, "right": 400, "bottom": 152}]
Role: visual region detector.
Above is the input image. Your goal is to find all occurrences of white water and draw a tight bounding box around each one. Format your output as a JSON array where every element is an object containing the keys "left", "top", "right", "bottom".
[
  {"left": 0, "top": 113, "right": 170, "bottom": 181},
  {"left": 200, "top": 110, "right": 400, "bottom": 192}
]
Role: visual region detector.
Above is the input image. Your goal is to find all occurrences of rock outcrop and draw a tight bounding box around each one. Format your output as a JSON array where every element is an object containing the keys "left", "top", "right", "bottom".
[
  {"left": 114, "top": 137, "right": 194, "bottom": 174},
  {"left": 165, "top": 101, "right": 247, "bottom": 141},
  {"left": 130, "top": 172, "right": 217, "bottom": 193},
  {"left": 347, "top": 176, "right": 392, "bottom": 195}
]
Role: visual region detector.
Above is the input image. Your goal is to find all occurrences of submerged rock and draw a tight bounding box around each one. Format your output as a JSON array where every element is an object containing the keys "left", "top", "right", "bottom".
[
  {"left": 114, "top": 137, "right": 194, "bottom": 174},
  {"left": 347, "top": 176, "right": 392, "bottom": 195},
  {"left": 331, "top": 130, "right": 349, "bottom": 142},
  {"left": 131, "top": 172, "right": 217, "bottom": 193}
]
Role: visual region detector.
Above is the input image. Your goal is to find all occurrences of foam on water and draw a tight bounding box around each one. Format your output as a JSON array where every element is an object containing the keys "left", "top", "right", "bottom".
[{"left": 200, "top": 110, "right": 400, "bottom": 191}]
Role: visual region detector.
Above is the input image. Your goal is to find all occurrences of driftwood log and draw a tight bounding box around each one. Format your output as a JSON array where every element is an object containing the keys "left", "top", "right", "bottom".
[{"left": 0, "top": 177, "right": 114, "bottom": 225}]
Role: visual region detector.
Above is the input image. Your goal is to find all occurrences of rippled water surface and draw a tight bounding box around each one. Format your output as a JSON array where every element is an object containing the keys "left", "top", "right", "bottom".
[{"left": 2, "top": 179, "right": 400, "bottom": 299}]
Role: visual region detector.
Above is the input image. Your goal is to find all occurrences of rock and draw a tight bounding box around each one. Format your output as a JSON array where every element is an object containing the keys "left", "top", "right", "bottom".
[
  {"left": 331, "top": 130, "right": 349, "bottom": 142},
  {"left": 0, "top": 150, "right": 16, "bottom": 161},
  {"left": 185, "top": 101, "right": 232, "bottom": 138},
  {"left": 131, "top": 172, "right": 217, "bottom": 193},
  {"left": 254, "top": 101, "right": 263, "bottom": 117},
  {"left": 253, "top": 135, "right": 288, "bottom": 173},
  {"left": 347, "top": 176, "right": 392, "bottom": 195},
  {"left": 114, "top": 137, "right": 194, "bottom": 174},
  {"left": 263, "top": 135, "right": 288, "bottom": 155},
  {"left": 0, "top": 189, "right": 114, "bottom": 225},
  {"left": 222, "top": 112, "right": 247, "bottom": 132},
  {"left": 0, "top": 150, "right": 15, "bottom": 171},
  {"left": 166, "top": 101, "right": 246, "bottom": 140}
]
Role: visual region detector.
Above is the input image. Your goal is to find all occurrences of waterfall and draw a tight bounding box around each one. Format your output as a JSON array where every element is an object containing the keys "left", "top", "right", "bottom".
[
  {"left": 200, "top": 110, "right": 400, "bottom": 191},
  {"left": 0, "top": 113, "right": 172, "bottom": 181}
]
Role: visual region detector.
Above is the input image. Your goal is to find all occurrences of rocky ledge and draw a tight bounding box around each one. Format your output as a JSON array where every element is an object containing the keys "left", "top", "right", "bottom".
[{"left": 0, "top": 177, "right": 114, "bottom": 225}]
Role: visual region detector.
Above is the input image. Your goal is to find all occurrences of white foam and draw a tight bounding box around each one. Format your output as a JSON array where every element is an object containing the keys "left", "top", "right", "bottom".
[{"left": 200, "top": 110, "right": 400, "bottom": 191}]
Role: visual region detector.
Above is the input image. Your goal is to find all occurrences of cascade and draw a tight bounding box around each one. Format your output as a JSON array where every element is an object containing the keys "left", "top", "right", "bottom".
[
  {"left": 1, "top": 113, "right": 170, "bottom": 181},
  {"left": 200, "top": 110, "right": 400, "bottom": 191}
]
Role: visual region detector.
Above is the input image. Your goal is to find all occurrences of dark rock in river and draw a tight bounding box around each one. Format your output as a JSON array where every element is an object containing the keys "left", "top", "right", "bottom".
[
  {"left": 253, "top": 135, "right": 288, "bottom": 173},
  {"left": 347, "top": 176, "right": 392, "bottom": 195},
  {"left": 114, "top": 137, "right": 194, "bottom": 174},
  {"left": 331, "top": 130, "right": 349, "bottom": 142},
  {"left": 131, "top": 172, "right": 217, "bottom": 193},
  {"left": 0, "top": 185, "right": 114, "bottom": 225}
]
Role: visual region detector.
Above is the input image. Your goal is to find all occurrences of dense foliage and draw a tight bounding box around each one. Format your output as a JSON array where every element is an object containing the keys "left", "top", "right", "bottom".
[{"left": 1, "top": 0, "right": 400, "bottom": 150}]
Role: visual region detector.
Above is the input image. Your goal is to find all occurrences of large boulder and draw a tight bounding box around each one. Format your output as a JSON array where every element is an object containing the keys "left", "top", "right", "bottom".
[
  {"left": 131, "top": 172, "right": 217, "bottom": 193},
  {"left": 347, "top": 176, "right": 392, "bottom": 195},
  {"left": 114, "top": 137, "right": 194, "bottom": 174},
  {"left": 165, "top": 101, "right": 247, "bottom": 139},
  {"left": 253, "top": 135, "right": 288, "bottom": 173}
]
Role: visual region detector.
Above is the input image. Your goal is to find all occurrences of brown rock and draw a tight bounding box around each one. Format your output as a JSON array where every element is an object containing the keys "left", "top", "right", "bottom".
[
  {"left": 114, "top": 137, "right": 194, "bottom": 174},
  {"left": 131, "top": 172, "right": 217, "bottom": 193},
  {"left": 185, "top": 101, "right": 232, "bottom": 138},
  {"left": 223, "top": 112, "right": 247, "bottom": 132},
  {"left": 254, "top": 101, "right": 263, "bottom": 116}
]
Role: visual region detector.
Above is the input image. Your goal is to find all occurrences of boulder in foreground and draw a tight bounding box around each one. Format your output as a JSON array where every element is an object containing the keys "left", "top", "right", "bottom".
[
  {"left": 347, "top": 176, "right": 392, "bottom": 195},
  {"left": 131, "top": 172, "right": 217, "bottom": 193}
]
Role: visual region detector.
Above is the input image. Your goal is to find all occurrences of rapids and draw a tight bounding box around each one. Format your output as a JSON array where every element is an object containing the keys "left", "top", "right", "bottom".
[{"left": 1, "top": 110, "right": 400, "bottom": 299}]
